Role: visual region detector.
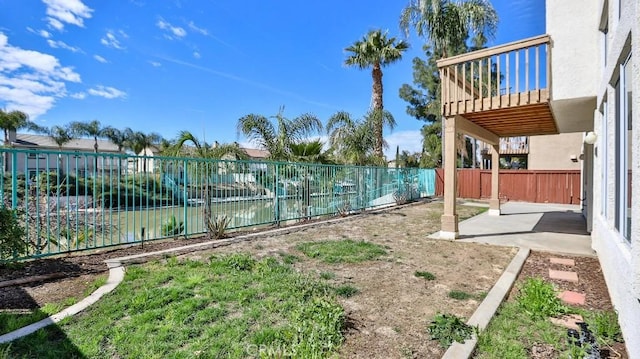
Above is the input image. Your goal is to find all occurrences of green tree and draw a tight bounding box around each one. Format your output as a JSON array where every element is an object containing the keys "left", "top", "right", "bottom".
[
  {"left": 172, "top": 131, "right": 248, "bottom": 160},
  {"left": 344, "top": 29, "right": 408, "bottom": 158},
  {"left": 288, "top": 140, "right": 329, "bottom": 164},
  {"left": 326, "top": 110, "right": 394, "bottom": 166},
  {"left": 237, "top": 107, "right": 323, "bottom": 162},
  {"left": 127, "top": 131, "right": 162, "bottom": 172},
  {"left": 400, "top": 0, "right": 498, "bottom": 58},
  {"left": 70, "top": 120, "right": 109, "bottom": 153},
  {"left": 48, "top": 125, "right": 75, "bottom": 150},
  {"left": 103, "top": 127, "right": 131, "bottom": 154},
  {"left": 0, "top": 109, "right": 46, "bottom": 146}
]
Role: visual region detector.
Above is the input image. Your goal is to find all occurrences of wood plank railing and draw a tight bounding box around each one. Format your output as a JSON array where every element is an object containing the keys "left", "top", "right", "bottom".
[
  {"left": 437, "top": 35, "right": 551, "bottom": 117},
  {"left": 480, "top": 137, "right": 530, "bottom": 156}
]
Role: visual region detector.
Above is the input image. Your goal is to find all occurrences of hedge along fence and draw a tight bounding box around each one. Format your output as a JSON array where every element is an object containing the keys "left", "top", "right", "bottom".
[{"left": 0, "top": 148, "right": 436, "bottom": 261}]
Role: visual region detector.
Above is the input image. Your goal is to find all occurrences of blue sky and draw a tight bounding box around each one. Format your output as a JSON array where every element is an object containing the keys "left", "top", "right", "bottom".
[{"left": 0, "top": 0, "right": 545, "bottom": 158}]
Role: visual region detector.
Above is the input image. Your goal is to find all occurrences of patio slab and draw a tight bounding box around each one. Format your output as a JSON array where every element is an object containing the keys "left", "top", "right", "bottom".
[{"left": 430, "top": 202, "right": 595, "bottom": 257}]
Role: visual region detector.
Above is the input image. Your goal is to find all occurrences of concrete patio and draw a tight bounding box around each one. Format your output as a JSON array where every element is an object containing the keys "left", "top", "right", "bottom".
[{"left": 431, "top": 201, "right": 595, "bottom": 256}]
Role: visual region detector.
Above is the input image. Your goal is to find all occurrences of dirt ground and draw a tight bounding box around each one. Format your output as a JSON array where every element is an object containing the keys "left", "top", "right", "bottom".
[{"left": 0, "top": 201, "right": 624, "bottom": 358}]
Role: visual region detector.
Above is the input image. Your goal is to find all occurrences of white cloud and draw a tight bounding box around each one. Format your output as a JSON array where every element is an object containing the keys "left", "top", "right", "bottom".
[
  {"left": 156, "top": 18, "right": 187, "bottom": 39},
  {"left": 42, "top": 0, "right": 93, "bottom": 30},
  {"left": 87, "top": 85, "right": 126, "bottom": 99},
  {"left": 192, "top": 51, "right": 201, "bottom": 59},
  {"left": 70, "top": 92, "right": 86, "bottom": 99},
  {"left": 93, "top": 55, "right": 108, "bottom": 63},
  {"left": 148, "top": 61, "right": 161, "bottom": 67},
  {"left": 27, "top": 27, "right": 52, "bottom": 38},
  {"left": 100, "top": 31, "right": 125, "bottom": 50},
  {"left": 0, "top": 32, "right": 81, "bottom": 117},
  {"left": 383, "top": 130, "right": 423, "bottom": 159},
  {"left": 47, "top": 39, "right": 81, "bottom": 52},
  {"left": 187, "top": 21, "right": 208, "bottom": 35}
]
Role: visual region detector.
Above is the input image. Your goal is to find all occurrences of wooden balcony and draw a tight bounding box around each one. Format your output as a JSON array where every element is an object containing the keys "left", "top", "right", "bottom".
[
  {"left": 480, "top": 137, "right": 529, "bottom": 157},
  {"left": 437, "top": 35, "right": 557, "bottom": 137}
]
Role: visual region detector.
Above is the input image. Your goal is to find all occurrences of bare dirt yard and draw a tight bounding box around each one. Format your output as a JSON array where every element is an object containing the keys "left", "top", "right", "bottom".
[{"left": 1, "top": 201, "right": 518, "bottom": 358}]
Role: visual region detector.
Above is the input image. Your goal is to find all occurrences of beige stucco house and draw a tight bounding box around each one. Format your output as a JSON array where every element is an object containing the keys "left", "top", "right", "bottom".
[{"left": 436, "top": 0, "right": 638, "bottom": 355}]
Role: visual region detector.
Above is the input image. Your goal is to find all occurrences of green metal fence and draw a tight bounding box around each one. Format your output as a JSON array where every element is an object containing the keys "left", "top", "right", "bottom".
[{"left": 0, "top": 148, "right": 435, "bottom": 260}]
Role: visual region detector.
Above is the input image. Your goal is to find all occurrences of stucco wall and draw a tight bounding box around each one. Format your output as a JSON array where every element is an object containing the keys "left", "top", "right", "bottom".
[
  {"left": 589, "top": 0, "right": 640, "bottom": 356},
  {"left": 546, "top": 0, "right": 599, "bottom": 99},
  {"left": 528, "top": 133, "right": 583, "bottom": 170}
]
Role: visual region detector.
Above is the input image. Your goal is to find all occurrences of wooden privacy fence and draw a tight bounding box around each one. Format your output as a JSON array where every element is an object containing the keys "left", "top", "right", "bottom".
[{"left": 435, "top": 169, "right": 581, "bottom": 204}]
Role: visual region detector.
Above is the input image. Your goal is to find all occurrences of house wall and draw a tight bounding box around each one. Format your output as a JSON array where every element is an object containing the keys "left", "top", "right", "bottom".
[
  {"left": 528, "top": 133, "right": 583, "bottom": 170},
  {"left": 589, "top": 0, "right": 640, "bottom": 356},
  {"left": 546, "top": 0, "right": 599, "bottom": 99}
]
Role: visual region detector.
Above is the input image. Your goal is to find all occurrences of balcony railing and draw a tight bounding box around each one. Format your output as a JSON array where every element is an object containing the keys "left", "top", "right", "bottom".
[
  {"left": 437, "top": 35, "right": 551, "bottom": 117},
  {"left": 480, "top": 137, "right": 530, "bottom": 156}
]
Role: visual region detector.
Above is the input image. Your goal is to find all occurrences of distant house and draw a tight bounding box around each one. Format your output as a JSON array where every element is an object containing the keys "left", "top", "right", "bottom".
[{"left": 2, "top": 130, "right": 122, "bottom": 177}]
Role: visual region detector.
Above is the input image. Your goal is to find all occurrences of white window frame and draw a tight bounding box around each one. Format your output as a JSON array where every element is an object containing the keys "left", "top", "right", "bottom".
[
  {"left": 617, "top": 53, "right": 632, "bottom": 242},
  {"left": 601, "top": 100, "right": 608, "bottom": 217}
]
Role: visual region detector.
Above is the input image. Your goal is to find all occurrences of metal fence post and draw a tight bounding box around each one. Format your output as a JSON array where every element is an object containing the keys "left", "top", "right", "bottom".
[
  {"left": 11, "top": 151, "right": 17, "bottom": 210},
  {"left": 183, "top": 159, "right": 188, "bottom": 235},
  {"left": 274, "top": 162, "right": 280, "bottom": 226}
]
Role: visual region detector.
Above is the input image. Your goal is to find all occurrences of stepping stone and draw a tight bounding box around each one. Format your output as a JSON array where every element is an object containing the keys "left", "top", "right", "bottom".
[
  {"left": 550, "top": 314, "right": 584, "bottom": 330},
  {"left": 550, "top": 257, "right": 575, "bottom": 266},
  {"left": 549, "top": 269, "right": 578, "bottom": 282},
  {"left": 558, "top": 291, "right": 586, "bottom": 305}
]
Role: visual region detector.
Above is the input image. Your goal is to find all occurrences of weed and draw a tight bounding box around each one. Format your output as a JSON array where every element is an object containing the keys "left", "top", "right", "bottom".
[
  {"left": 448, "top": 290, "right": 473, "bottom": 300},
  {"left": 415, "top": 271, "right": 436, "bottom": 280},
  {"left": 0, "top": 206, "right": 27, "bottom": 260},
  {"left": 427, "top": 313, "right": 475, "bottom": 348},
  {"left": 296, "top": 239, "right": 387, "bottom": 264},
  {"left": 517, "top": 277, "right": 568, "bottom": 318},
  {"left": 335, "top": 285, "right": 359, "bottom": 298},
  {"left": 222, "top": 253, "right": 256, "bottom": 271},
  {"left": 160, "top": 215, "right": 184, "bottom": 237},
  {"left": 319, "top": 271, "right": 335, "bottom": 280},
  {"left": 588, "top": 310, "right": 623, "bottom": 344}
]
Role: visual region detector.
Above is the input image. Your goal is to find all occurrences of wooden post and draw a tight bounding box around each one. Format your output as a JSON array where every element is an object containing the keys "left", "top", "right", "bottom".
[
  {"left": 440, "top": 115, "right": 459, "bottom": 239},
  {"left": 489, "top": 144, "right": 501, "bottom": 216}
]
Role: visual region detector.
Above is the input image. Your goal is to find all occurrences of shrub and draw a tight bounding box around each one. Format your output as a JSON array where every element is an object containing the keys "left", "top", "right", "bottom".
[
  {"left": 0, "top": 207, "right": 26, "bottom": 260},
  {"left": 161, "top": 215, "right": 184, "bottom": 237}
]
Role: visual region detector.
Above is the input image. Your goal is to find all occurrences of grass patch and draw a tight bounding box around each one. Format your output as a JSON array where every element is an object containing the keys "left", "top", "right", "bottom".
[
  {"left": 278, "top": 252, "right": 300, "bottom": 265},
  {"left": 0, "top": 275, "right": 106, "bottom": 336},
  {"left": 414, "top": 271, "right": 436, "bottom": 280},
  {"left": 296, "top": 239, "right": 387, "bottom": 264},
  {"left": 319, "top": 271, "right": 336, "bottom": 280},
  {"left": 517, "top": 277, "right": 567, "bottom": 318},
  {"left": 448, "top": 290, "right": 473, "bottom": 300},
  {"left": 0, "top": 254, "right": 345, "bottom": 358},
  {"left": 335, "top": 285, "right": 359, "bottom": 298}
]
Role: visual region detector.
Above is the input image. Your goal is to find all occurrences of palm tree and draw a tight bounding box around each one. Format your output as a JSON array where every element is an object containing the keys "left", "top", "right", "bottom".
[
  {"left": 326, "top": 111, "right": 388, "bottom": 166},
  {"left": 48, "top": 125, "right": 75, "bottom": 176},
  {"left": 70, "top": 120, "right": 109, "bottom": 153},
  {"left": 0, "top": 109, "right": 46, "bottom": 146},
  {"left": 127, "top": 131, "right": 162, "bottom": 173},
  {"left": 288, "top": 140, "right": 329, "bottom": 164},
  {"left": 400, "top": 0, "right": 498, "bottom": 58},
  {"left": 172, "top": 130, "right": 248, "bottom": 160},
  {"left": 237, "top": 107, "right": 323, "bottom": 162},
  {"left": 344, "top": 29, "right": 408, "bottom": 158},
  {"left": 103, "top": 127, "right": 132, "bottom": 175}
]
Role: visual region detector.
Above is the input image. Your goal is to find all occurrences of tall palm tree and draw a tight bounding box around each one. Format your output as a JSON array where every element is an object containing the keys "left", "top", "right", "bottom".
[
  {"left": 0, "top": 109, "right": 46, "bottom": 146},
  {"left": 237, "top": 107, "right": 323, "bottom": 162},
  {"left": 48, "top": 125, "right": 75, "bottom": 150},
  {"left": 103, "top": 127, "right": 132, "bottom": 175},
  {"left": 400, "top": 0, "right": 498, "bottom": 58},
  {"left": 344, "top": 29, "right": 408, "bottom": 158},
  {"left": 70, "top": 120, "right": 109, "bottom": 153}
]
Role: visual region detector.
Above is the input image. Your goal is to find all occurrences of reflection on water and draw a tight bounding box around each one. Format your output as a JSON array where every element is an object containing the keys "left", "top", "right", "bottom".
[{"left": 116, "top": 196, "right": 343, "bottom": 242}]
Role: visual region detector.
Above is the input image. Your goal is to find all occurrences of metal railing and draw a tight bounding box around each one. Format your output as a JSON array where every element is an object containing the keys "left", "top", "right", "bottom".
[
  {"left": 437, "top": 34, "right": 551, "bottom": 117},
  {"left": 0, "top": 148, "right": 436, "bottom": 261}
]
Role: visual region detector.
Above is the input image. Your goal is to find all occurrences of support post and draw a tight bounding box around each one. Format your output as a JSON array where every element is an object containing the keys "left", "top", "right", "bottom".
[
  {"left": 488, "top": 144, "right": 501, "bottom": 216},
  {"left": 440, "top": 115, "right": 459, "bottom": 239}
]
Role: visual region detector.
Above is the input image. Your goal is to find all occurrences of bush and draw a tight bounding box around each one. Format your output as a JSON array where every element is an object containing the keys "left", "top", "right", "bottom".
[
  {"left": 517, "top": 277, "right": 568, "bottom": 318},
  {"left": 0, "top": 207, "right": 26, "bottom": 260},
  {"left": 428, "top": 313, "right": 475, "bottom": 348}
]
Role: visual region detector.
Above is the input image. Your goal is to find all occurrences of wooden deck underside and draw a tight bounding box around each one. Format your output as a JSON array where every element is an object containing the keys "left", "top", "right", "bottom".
[{"left": 445, "top": 90, "right": 558, "bottom": 137}]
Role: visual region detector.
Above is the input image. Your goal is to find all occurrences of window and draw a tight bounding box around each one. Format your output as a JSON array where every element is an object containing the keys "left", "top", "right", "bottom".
[
  {"left": 599, "top": 3, "right": 609, "bottom": 68},
  {"left": 615, "top": 53, "right": 633, "bottom": 242}
]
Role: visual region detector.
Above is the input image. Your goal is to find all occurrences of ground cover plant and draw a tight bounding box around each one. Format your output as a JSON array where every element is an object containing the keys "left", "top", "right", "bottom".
[
  {"left": 0, "top": 201, "right": 517, "bottom": 358},
  {"left": 475, "top": 253, "right": 627, "bottom": 359}
]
